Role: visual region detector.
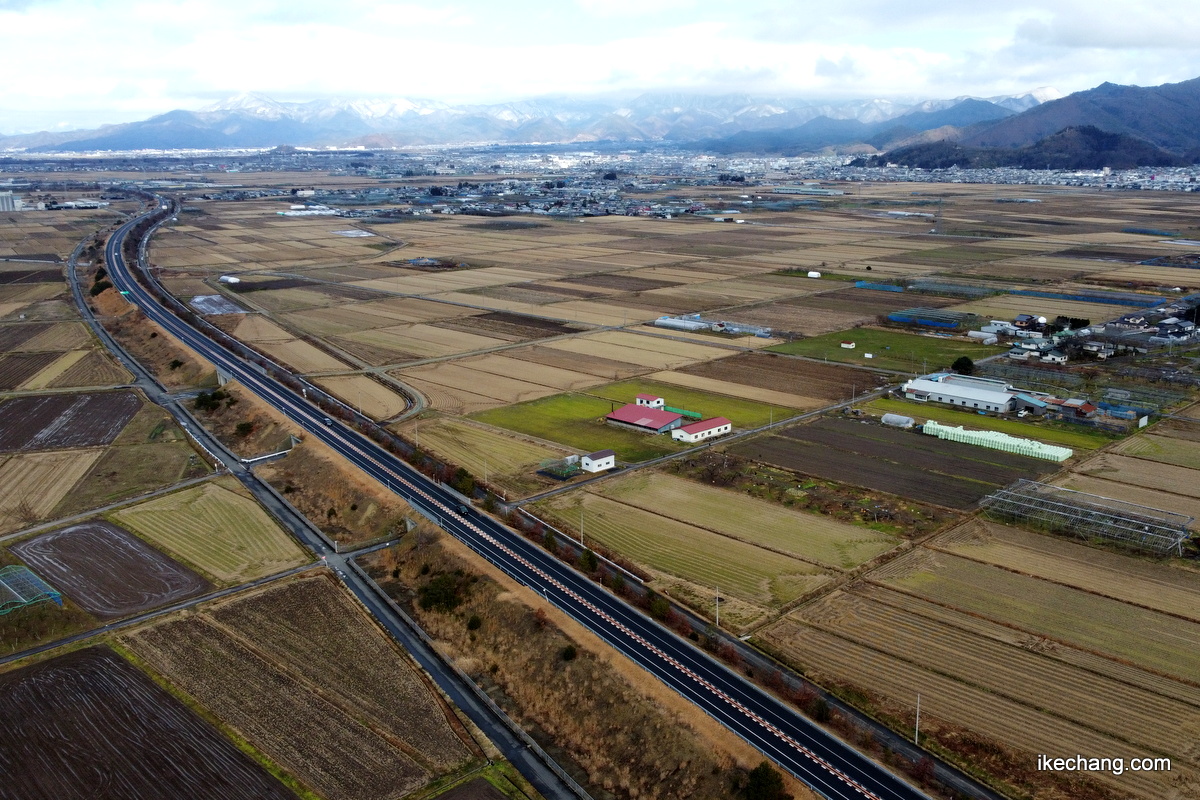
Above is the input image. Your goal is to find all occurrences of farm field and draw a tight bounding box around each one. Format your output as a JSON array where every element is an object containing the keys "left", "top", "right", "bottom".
[
  {"left": 587, "top": 378, "right": 798, "bottom": 428},
  {"left": 759, "top": 590, "right": 1191, "bottom": 800},
  {"left": 125, "top": 575, "right": 473, "bottom": 800},
  {"left": 111, "top": 478, "right": 307, "bottom": 583},
  {"left": 314, "top": 374, "right": 409, "bottom": 420},
  {"left": 729, "top": 424, "right": 1003, "bottom": 506},
  {"left": 590, "top": 472, "right": 898, "bottom": 569},
  {"left": 472, "top": 392, "right": 683, "bottom": 462},
  {"left": 0, "top": 391, "right": 141, "bottom": 452},
  {"left": 673, "top": 352, "right": 884, "bottom": 402},
  {"left": 948, "top": 293, "right": 1142, "bottom": 322},
  {"left": 933, "top": 520, "right": 1200, "bottom": 622},
  {"left": 865, "top": 397, "right": 1112, "bottom": 449},
  {"left": 871, "top": 548, "right": 1200, "bottom": 684},
  {"left": 0, "top": 647, "right": 296, "bottom": 800},
  {"left": 392, "top": 417, "right": 570, "bottom": 497},
  {"left": 1054, "top": 473, "right": 1200, "bottom": 527},
  {"left": 11, "top": 520, "right": 211, "bottom": 618},
  {"left": 394, "top": 360, "right": 562, "bottom": 408},
  {"left": 535, "top": 491, "right": 831, "bottom": 625},
  {"left": 52, "top": 402, "right": 210, "bottom": 516},
  {"left": 1069, "top": 452, "right": 1200, "bottom": 499},
  {"left": 767, "top": 327, "right": 995, "bottom": 373},
  {"left": 0, "top": 448, "right": 104, "bottom": 532}
]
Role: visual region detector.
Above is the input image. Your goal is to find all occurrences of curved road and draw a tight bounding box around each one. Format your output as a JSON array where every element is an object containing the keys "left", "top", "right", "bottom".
[{"left": 108, "top": 200, "right": 930, "bottom": 800}]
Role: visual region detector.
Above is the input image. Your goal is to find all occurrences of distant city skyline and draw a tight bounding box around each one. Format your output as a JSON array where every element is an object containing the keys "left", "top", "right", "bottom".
[{"left": 3, "top": 0, "right": 1200, "bottom": 134}]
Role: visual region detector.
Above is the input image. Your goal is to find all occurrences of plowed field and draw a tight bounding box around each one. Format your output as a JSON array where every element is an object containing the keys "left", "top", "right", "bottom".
[
  {"left": 126, "top": 576, "right": 472, "bottom": 800},
  {"left": 12, "top": 520, "right": 211, "bottom": 618},
  {"left": 0, "top": 647, "right": 294, "bottom": 800},
  {"left": 0, "top": 391, "right": 141, "bottom": 452}
]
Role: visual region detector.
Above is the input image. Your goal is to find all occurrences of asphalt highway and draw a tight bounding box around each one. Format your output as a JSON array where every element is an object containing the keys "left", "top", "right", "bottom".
[{"left": 107, "top": 203, "right": 931, "bottom": 800}]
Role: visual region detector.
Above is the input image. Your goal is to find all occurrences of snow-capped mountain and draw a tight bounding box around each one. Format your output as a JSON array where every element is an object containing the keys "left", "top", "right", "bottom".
[{"left": 1, "top": 88, "right": 1062, "bottom": 151}]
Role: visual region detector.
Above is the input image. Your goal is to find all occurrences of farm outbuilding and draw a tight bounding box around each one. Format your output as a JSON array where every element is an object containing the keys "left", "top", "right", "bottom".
[
  {"left": 671, "top": 417, "right": 732, "bottom": 443},
  {"left": 881, "top": 413, "right": 915, "bottom": 429},
  {"left": 581, "top": 450, "right": 616, "bottom": 473},
  {"left": 901, "top": 374, "right": 1016, "bottom": 413}
]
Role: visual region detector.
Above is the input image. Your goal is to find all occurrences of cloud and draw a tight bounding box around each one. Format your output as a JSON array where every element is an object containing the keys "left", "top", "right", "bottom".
[
  {"left": 815, "top": 56, "right": 863, "bottom": 80},
  {"left": 3, "top": 0, "right": 1200, "bottom": 133}
]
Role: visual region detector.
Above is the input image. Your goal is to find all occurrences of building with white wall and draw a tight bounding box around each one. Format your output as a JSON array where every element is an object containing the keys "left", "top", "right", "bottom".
[
  {"left": 581, "top": 450, "right": 616, "bottom": 473},
  {"left": 671, "top": 417, "right": 732, "bottom": 443}
]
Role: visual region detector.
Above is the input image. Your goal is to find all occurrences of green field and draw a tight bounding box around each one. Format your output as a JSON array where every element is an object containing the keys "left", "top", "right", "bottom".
[
  {"left": 112, "top": 478, "right": 308, "bottom": 584},
  {"left": 865, "top": 397, "right": 1112, "bottom": 450},
  {"left": 594, "top": 472, "right": 898, "bottom": 569},
  {"left": 768, "top": 328, "right": 995, "bottom": 373},
  {"left": 472, "top": 392, "right": 684, "bottom": 463},
  {"left": 536, "top": 493, "right": 829, "bottom": 608},
  {"left": 586, "top": 379, "right": 797, "bottom": 428}
]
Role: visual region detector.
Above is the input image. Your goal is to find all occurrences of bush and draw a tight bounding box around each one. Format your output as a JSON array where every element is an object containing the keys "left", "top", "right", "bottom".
[
  {"left": 743, "top": 761, "right": 787, "bottom": 800},
  {"left": 89, "top": 280, "right": 112, "bottom": 296},
  {"left": 467, "top": 614, "right": 482, "bottom": 631},
  {"left": 648, "top": 594, "right": 671, "bottom": 621},
  {"left": 560, "top": 644, "right": 577, "bottom": 661},
  {"left": 169, "top": 359, "right": 183, "bottom": 370},
  {"left": 418, "top": 573, "right": 465, "bottom": 612},
  {"left": 578, "top": 549, "right": 599, "bottom": 573},
  {"left": 235, "top": 421, "right": 254, "bottom": 437},
  {"left": 952, "top": 355, "right": 975, "bottom": 375}
]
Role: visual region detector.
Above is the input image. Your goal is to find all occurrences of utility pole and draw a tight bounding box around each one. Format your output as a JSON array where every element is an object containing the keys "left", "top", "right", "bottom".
[
  {"left": 915, "top": 693, "right": 921, "bottom": 746},
  {"left": 715, "top": 585, "right": 720, "bottom": 628},
  {"left": 579, "top": 505, "right": 585, "bottom": 547}
]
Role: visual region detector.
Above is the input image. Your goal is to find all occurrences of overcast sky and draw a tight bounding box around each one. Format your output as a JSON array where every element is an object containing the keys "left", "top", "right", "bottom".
[{"left": 3, "top": 0, "right": 1200, "bottom": 133}]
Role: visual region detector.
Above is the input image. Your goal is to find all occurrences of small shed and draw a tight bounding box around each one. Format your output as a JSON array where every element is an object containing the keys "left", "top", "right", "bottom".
[
  {"left": 635, "top": 394, "right": 665, "bottom": 409},
  {"left": 581, "top": 450, "right": 616, "bottom": 473}
]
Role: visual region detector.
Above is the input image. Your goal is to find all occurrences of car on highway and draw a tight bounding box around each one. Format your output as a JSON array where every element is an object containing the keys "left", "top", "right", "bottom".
[{"left": 323, "top": 417, "right": 333, "bottom": 426}]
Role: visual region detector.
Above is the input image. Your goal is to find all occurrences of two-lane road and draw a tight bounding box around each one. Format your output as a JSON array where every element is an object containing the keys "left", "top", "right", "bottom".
[{"left": 106, "top": 203, "right": 929, "bottom": 800}]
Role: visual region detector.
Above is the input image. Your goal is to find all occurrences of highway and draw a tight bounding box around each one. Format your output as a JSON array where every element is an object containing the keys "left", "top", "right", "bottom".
[{"left": 106, "top": 200, "right": 931, "bottom": 800}]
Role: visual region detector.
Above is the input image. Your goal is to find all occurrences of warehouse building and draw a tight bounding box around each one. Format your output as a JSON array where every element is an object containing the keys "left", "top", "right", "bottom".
[
  {"left": 671, "top": 417, "right": 732, "bottom": 443},
  {"left": 901, "top": 374, "right": 1017, "bottom": 413}
]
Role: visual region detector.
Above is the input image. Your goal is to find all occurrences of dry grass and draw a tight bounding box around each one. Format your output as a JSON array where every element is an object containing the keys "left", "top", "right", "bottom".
[
  {"left": 365, "top": 530, "right": 817, "bottom": 800},
  {"left": 111, "top": 477, "right": 307, "bottom": 583},
  {"left": 0, "top": 448, "right": 104, "bottom": 532},
  {"left": 313, "top": 374, "right": 409, "bottom": 420}
]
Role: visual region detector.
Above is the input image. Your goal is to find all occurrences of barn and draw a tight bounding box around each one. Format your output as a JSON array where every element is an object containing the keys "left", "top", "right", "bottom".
[{"left": 605, "top": 404, "right": 684, "bottom": 433}]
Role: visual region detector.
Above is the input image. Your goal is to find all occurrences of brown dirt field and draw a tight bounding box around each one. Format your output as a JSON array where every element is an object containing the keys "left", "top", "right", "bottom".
[
  {"left": 255, "top": 338, "right": 349, "bottom": 373},
  {"left": 647, "top": 370, "right": 825, "bottom": 409},
  {"left": 0, "top": 647, "right": 295, "bottom": 800},
  {"left": 934, "top": 520, "right": 1200, "bottom": 622},
  {"left": 438, "top": 311, "right": 580, "bottom": 341},
  {"left": 1053, "top": 474, "right": 1200, "bottom": 528},
  {"left": 675, "top": 352, "right": 886, "bottom": 401},
  {"left": 760, "top": 611, "right": 1180, "bottom": 800},
  {"left": 731, "top": 435, "right": 994, "bottom": 509},
  {"left": 365, "top": 532, "right": 818, "bottom": 800},
  {"left": 507, "top": 345, "right": 645, "bottom": 380},
  {"left": 210, "top": 575, "right": 473, "bottom": 770},
  {"left": 19, "top": 349, "right": 90, "bottom": 390},
  {"left": 0, "top": 352, "right": 59, "bottom": 390},
  {"left": 19, "top": 321, "right": 91, "bottom": 351},
  {"left": 44, "top": 349, "right": 132, "bottom": 388},
  {"left": 457, "top": 354, "right": 604, "bottom": 392},
  {"left": 1070, "top": 452, "right": 1200, "bottom": 499},
  {"left": 314, "top": 374, "right": 409, "bottom": 420},
  {"left": 394, "top": 362, "right": 559, "bottom": 406},
  {"left": 126, "top": 611, "right": 432, "bottom": 800},
  {"left": 0, "top": 391, "right": 141, "bottom": 452},
  {"left": 11, "top": 520, "right": 211, "bottom": 618},
  {"left": 257, "top": 440, "right": 415, "bottom": 545},
  {"left": 0, "top": 321, "right": 53, "bottom": 351}
]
